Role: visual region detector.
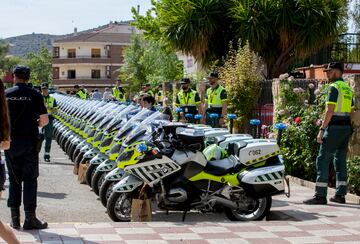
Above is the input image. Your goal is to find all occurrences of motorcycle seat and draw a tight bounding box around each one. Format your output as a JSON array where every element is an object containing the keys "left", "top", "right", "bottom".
[{"left": 204, "top": 158, "right": 237, "bottom": 176}]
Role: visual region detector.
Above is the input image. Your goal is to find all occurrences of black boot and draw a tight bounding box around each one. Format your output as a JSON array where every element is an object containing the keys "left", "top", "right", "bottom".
[
  {"left": 23, "top": 212, "right": 48, "bottom": 230},
  {"left": 10, "top": 208, "right": 20, "bottom": 229}
]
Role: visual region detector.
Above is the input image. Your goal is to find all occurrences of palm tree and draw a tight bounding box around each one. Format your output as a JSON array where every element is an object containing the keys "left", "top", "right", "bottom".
[{"left": 133, "top": 0, "right": 346, "bottom": 78}]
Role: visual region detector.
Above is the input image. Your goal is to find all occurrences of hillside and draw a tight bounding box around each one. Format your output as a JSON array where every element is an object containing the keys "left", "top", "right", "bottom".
[
  {"left": 4, "top": 33, "right": 65, "bottom": 57},
  {"left": 3, "top": 21, "right": 131, "bottom": 57}
]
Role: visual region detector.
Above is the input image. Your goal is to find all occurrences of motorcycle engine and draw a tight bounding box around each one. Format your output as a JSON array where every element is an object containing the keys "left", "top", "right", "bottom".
[{"left": 167, "top": 188, "right": 188, "bottom": 203}]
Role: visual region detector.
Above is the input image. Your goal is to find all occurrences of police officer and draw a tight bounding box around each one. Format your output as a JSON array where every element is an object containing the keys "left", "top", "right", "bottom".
[
  {"left": 204, "top": 72, "right": 228, "bottom": 127},
  {"left": 155, "top": 84, "right": 164, "bottom": 105},
  {"left": 5, "top": 66, "right": 48, "bottom": 229},
  {"left": 112, "top": 81, "right": 126, "bottom": 102},
  {"left": 41, "top": 83, "right": 58, "bottom": 162},
  {"left": 304, "top": 62, "right": 354, "bottom": 205},
  {"left": 142, "top": 83, "right": 154, "bottom": 97},
  {"left": 175, "top": 78, "right": 201, "bottom": 122},
  {"left": 74, "top": 85, "right": 88, "bottom": 99}
]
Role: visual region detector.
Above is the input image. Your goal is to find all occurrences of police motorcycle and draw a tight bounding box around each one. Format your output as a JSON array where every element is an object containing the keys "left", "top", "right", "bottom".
[
  {"left": 90, "top": 108, "right": 158, "bottom": 195},
  {"left": 71, "top": 102, "right": 120, "bottom": 166},
  {"left": 85, "top": 104, "right": 141, "bottom": 187},
  {"left": 98, "top": 111, "right": 170, "bottom": 207},
  {"left": 106, "top": 124, "right": 285, "bottom": 222},
  {"left": 99, "top": 116, "right": 252, "bottom": 208}
]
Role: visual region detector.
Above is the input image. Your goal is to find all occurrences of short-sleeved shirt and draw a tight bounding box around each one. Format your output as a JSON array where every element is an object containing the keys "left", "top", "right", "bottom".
[
  {"left": 327, "top": 79, "right": 354, "bottom": 121},
  {"left": 6, "top": 83, "right": 47, "bottom": 140},
  {"left": 205, "top": 85, "right": 227, "bottom": 114}
]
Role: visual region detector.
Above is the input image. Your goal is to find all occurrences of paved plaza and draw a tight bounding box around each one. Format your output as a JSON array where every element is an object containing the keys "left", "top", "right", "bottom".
[{"left": 0, "top": 141, "right": 359, "bottom": 243}]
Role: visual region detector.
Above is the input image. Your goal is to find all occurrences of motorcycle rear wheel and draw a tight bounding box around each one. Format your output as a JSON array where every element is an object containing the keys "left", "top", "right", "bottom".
[{"left": 224, "top": 196, "right": 271, "bottom": 221}]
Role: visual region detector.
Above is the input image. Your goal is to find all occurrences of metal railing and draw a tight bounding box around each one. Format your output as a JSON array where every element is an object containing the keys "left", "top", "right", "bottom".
[{"left": 53, "top": 55, "right": 111, "bottom": 59}]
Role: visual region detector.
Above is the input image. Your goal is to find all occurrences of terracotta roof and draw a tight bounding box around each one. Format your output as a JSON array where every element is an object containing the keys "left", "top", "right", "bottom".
[
  {"left": 54, "top": 32, "right": 132, "bottom": 43},
  {"left": 54, "top": 22, "right": 134, "bottom": 43}
]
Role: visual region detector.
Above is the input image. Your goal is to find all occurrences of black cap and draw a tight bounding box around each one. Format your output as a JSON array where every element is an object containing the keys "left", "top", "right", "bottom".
[
  {"left": 143, "top": 83, "right": 151, "bottom": 87},
  {"left": 324, "top": 62, "right": 344, "bottom": 73},
  {"left": 180, "top": 78, "right": 191, "bottom": 84},
  {"left": 207, "top": 72, "right": 219, "bottom": 79},
  {"left": 41, "top": 83, "right": 49, "bottom": 89},
  {"left": 12, "top": 65, "right": 31, "bottom": 80},
  {"left": 74, "top": 85, "right": 79, "bottom": 89}
]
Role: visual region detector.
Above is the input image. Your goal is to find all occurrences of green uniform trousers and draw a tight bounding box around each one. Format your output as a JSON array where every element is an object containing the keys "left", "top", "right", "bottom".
[
  {"left": 43, "top": 118, "right": 54, "bottom": 155},
  {"left": 315, "top": 125, "right": 352, "bottom": 197}
]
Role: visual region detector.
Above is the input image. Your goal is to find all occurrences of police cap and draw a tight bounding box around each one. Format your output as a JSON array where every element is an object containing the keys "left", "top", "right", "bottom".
[
  {"left": 12, "top": 65, "right": 31, "bottom": 80},
  {"left": 180, "top": 78, "right": 191, "bottom": 84},
  {"left": 324, "top": 62, "right": 344, "bottom": 73},
  {"left": 41, "top": 83, "right": 49, "bottom": 89},
  {"left": 207, "top": 72, "right": 219, "bottom": 79}
]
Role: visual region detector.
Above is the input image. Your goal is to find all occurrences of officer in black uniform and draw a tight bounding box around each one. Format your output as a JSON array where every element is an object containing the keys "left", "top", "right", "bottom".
[{"left": 5, "top": 66, "right": 49, "bottom": 230}]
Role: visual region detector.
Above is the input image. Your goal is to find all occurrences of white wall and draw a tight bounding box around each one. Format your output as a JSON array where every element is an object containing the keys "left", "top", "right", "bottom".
[
  {"left": 57, "top": 43, "right": 107, "bottom": 58},
  {"left": 59, "top": 65, "right": 106, "bottom": 79}
]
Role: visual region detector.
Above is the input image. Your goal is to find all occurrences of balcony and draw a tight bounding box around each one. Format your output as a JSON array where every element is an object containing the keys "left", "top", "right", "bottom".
[
  {"left": 53, "top": 77, "right": 116, "bottom": 87},
  {"left": 52, "top": 55, "right": 116, "bottom": 64}
]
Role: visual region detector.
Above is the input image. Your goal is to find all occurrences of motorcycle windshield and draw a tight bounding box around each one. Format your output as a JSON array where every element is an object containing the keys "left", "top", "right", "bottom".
[
  {"left": 114, "top": 109, "right": 155, "bottom": 140},
  {"left": 123, "top": 111, "right": 170, "bottom": 146},
  {"left": 105, "top": 105, "right": 138, "bottom": 131}
]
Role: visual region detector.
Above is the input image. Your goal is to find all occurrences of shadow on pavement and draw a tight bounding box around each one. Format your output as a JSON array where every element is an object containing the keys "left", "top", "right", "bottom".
[
  {"left": 39, "top": 161, "right": 73, "bottom": 166},
  {"left": 37, "top": 192, "right": 67, "bottom": 200},
  {"left": 19, "top": 229, "right": 98, "bottom": 244}
]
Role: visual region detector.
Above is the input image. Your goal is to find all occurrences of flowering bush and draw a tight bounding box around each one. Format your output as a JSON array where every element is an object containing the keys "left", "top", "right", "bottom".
[{"left": 276, "top": 76, "right": 359, "bottom": 195}]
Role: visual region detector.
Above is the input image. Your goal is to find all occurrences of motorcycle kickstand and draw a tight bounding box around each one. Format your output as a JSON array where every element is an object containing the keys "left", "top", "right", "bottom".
[{"left": 182, "top": 211, "right": 187, "bottom": 222}]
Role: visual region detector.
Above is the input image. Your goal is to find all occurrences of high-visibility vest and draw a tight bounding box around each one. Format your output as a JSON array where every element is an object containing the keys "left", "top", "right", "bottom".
[
  {"left": 176, "top": 89, "right": 199, "bottom": 106},
  {"left": 206, "top": 85, "right": 225, "bottom": 107},
  {"left": 112, "top": 87, "right": 126, "bottom": 102},
  {"left": 44, "top": 96, "right": 57, "bottom": 115},
  {"left": 156, "top": 90, "right": 164, "bottom": 103},
  {"left": 328, "top": 80, "right": 354, "bottom": 116},
  {"left": 76, "top": 90, "right": 87, "bottom": 100}
]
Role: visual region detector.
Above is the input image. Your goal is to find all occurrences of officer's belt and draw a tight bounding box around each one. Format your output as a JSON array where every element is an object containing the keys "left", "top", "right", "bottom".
[
  {"left": 333, "top": 112, "right": 351, "bottom": 117},
  {"left": 329, "top": 120, "right": 351, "bottom": 126}
]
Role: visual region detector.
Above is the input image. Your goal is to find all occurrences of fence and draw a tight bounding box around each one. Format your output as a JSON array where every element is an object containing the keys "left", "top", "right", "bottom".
[{"left": 251, "top": 79, "right": 323, "bottom": 128}]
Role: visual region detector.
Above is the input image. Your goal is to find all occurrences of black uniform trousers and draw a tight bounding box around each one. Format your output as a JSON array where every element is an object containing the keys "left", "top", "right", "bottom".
[{"left": 5, "top": 139, "right": 39, "bottom": 212}]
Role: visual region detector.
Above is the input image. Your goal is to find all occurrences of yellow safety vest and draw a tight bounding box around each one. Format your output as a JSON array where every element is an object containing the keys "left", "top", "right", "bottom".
[
  {"left": 76, "top": 90, "right": 87, "bottom": 100},
  {"left": 206, "top": 85, "right": 225, "bottom": 107},
  {"left": 44, "top": 96, "right": 56, "bottom": 115},
  {"left": 176, "top": 89, "right": 199, "bottom": 106},
  {"left": 328, "top": 80, "right": 354, "bottom": 116},
  {"left": 112, "top": 87, "right": 126, "bottom": 102},
  {"left": 156, "top": 90, "right": 164, "bottom": 103}
]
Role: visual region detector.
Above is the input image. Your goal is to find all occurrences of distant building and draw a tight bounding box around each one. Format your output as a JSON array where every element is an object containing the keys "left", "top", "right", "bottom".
[
  {"left": 52, "top": 22, "right": 134, "bottom": 91},
  {"left": 296, "top": 63, "right": 360, "bottom": 80}
]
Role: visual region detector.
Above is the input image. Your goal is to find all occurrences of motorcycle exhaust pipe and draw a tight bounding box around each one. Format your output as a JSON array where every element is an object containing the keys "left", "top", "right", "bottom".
[{"left": 212, "top": 196, "right": 237, "bottom": 209}]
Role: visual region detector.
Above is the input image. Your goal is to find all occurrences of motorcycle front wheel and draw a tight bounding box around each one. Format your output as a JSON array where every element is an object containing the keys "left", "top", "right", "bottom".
[
  {"left": 100, "top": 180, "right": 117, "bottom": 207},
  {"left": 224, "top": 196, "right": 272, "bottom": 221},
  {"left": 106, "top": 192, "right": 132, "bottom": 222}
]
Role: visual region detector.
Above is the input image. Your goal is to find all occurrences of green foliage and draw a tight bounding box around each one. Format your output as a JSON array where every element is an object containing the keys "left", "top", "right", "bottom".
[
  {"left": 26, "top": 46, "right": 52, "bottom": 85},
  {"left": 220, "top": 42, "right": 263, "bottom": 129},
  {"left": 120, "top": 34, "right": 183, "bottom": 93},
  {"left": 276, "top": 78, "right": 327, "bottom": 181},
  {"left": 348, "top": 156, "right": 360, "bottom": 195},
  {"left": 133, "top": 0, "right": 346, "bottom": 78}
]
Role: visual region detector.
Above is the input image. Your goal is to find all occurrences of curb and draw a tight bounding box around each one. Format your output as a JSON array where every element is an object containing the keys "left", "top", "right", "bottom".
[{"left": 288, "top": 176, "right": 360, "bottom": 205}]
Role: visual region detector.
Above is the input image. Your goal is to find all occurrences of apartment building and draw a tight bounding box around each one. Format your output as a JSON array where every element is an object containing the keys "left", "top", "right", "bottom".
[{"left": 52, "top": 22, "right": 133, "bottom": 91}]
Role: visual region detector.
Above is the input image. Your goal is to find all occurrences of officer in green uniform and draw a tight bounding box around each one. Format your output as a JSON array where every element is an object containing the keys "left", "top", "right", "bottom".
[
  {"left": 142, "top": 83, "right": 154, "bottom": 97},
  {"left": 156, "top": 84, "right": 164, "bottom": 106},
  {"left": 204, "top": 72, "right": 227, "bottom": 127},
  {"left": 112, "top": 80, "right": 126, "bottom": 102},
  {"left": 41, "top": 83, "right": 58, "bottom": 162},
  {"left": 304, "top": 62, "right": 354, "bottom": 205},
  {"left": 74, "top": 85, "right": 88, "bottom": 99},
  {"left": 175, "top": 78, "right": 201, "bottom": 122}
]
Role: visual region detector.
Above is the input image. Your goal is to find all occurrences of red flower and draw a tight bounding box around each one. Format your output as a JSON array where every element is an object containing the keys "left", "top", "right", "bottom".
[{"left": 295, "top": 117, "right": 301, "bottom": 125}]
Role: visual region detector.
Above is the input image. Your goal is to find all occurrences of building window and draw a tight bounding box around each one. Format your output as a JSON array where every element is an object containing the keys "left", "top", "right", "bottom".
[
  {"left": 91, "top": 69, "right": 101, "bottom": 79},
  {"left": 105, "top": 45, "right": 111, "bottom": 58},
  {"left": 53, "top": 47, "right": 59, "bottom": 58},
  {"left": 68, "top": 70, "right": 76, "bottom": 79},
  {"left": 91, "top": 49, "right": 101, "bottom": 58},
  {"left": 68, "top": 49, "right": 76, "bottom": 58}
]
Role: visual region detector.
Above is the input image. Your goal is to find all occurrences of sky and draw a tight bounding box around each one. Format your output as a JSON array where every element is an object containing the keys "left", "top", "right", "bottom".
[{"left": 1, "top": 0, "right": 152, "bottom": 38}]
